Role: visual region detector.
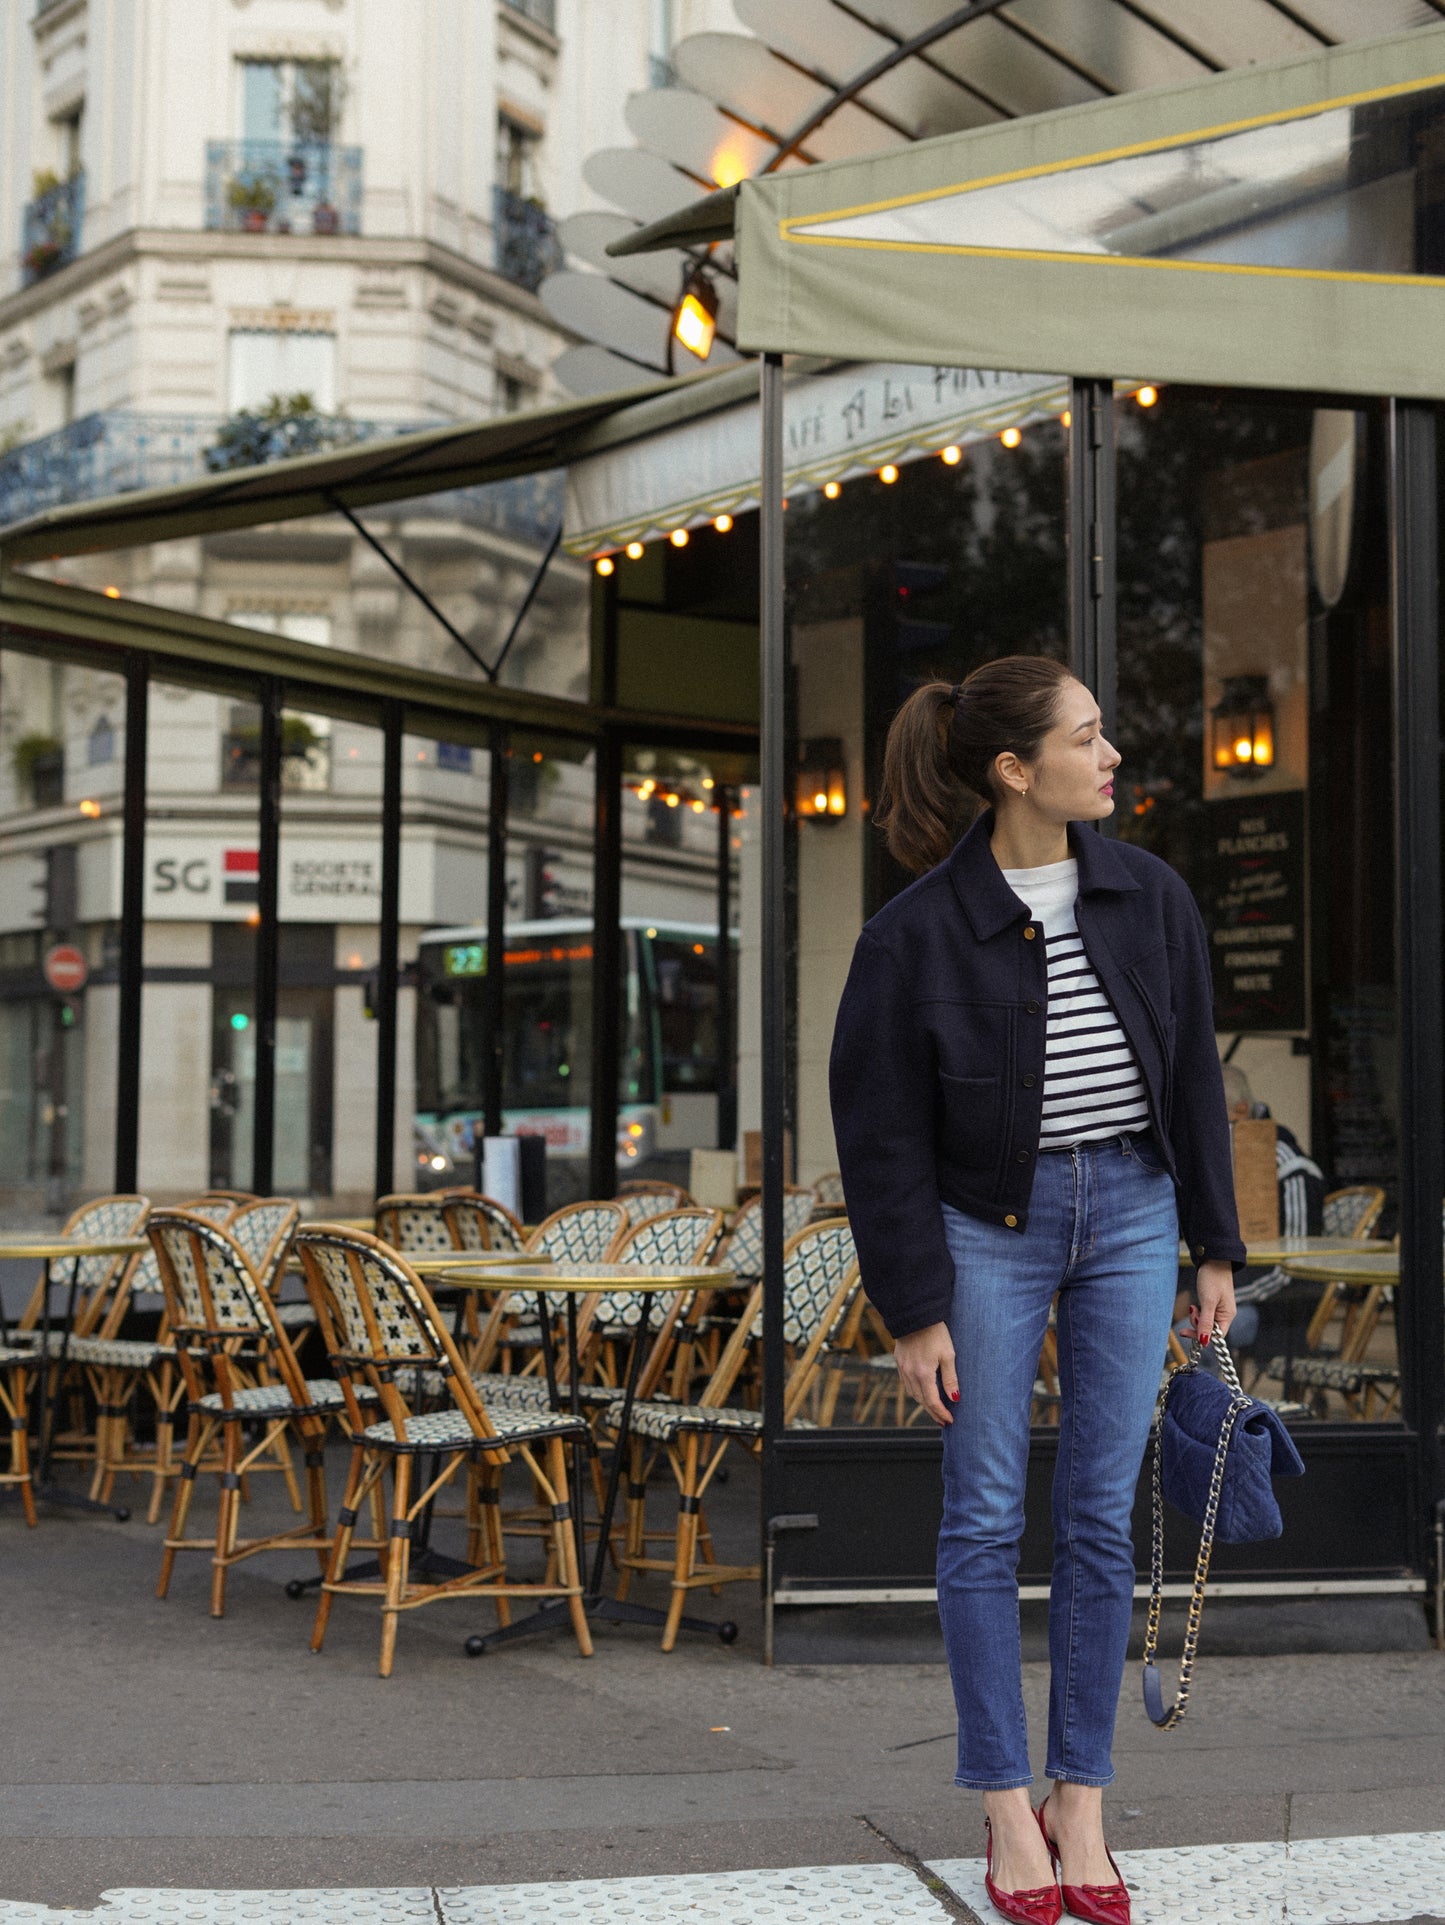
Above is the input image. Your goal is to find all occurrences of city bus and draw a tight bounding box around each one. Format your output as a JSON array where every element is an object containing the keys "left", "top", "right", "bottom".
[{"left": 413, "top": 917, "right": 732, "bottom": 1198}]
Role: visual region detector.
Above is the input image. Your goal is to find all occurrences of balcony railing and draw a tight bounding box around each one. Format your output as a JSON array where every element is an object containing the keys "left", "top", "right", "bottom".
[
  {"left": 0, "top": 410, "right": 564, "bottom": 548},
  {"left": 204, "top": 139, "right": 362, "bottom": 237},
  {"left": 501, "top": 0, "right": 556, "bottom": 32},
  {"left": 493, "top": 186, "right": 563, "bottom": 294},
  {"left": 22, "top": 171, "right": 83, "bottom": 284}
]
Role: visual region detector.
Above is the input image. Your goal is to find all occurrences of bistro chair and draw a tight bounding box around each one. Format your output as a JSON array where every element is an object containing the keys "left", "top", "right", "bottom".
[
  {"left": 150, "top": 1209, "right": 349, "bottom": 1618},
  {"left": 0, "top": 1194, "right": 152, "bottom": 1508},
  {"left": 617, "top": 1179, "right": 693, "bottom": 1224},
  {"left": 812, "top": 1171, "right": 846, "bottom": 1208},
  {"left": 295, "top": 1224, "right": 594, "bottom": 1676},
  {"left": 374, "top": 1194, "right": 459, "bottom": 1254},
  {"left": 1321, "top": 1185, "right": 1386, "bottom": 1240},
  {"left": 444, "top": 1193, "right": 527, "bottom": 1254},
  {"left": 609, "top": 1217, "right": 859, "bottom": 1650}
]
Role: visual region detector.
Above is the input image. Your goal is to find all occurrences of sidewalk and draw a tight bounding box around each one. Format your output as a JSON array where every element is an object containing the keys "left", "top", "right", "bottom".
[{"left": 2, "top": 1457, "right": 1442, "bottom": 1923}]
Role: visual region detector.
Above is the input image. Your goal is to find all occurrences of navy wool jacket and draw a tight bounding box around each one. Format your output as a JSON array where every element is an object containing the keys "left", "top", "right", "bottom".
[{"left": 829, "top": 809, "right": 1246, "bottom": 1339}]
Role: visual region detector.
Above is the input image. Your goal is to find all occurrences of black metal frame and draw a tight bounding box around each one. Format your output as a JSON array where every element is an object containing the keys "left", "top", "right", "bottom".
[
  {"left": 373, "top": 698, "right": 403, "bottom": 1197},
  {"left": 113, "top": 651, "right": 147, "bottom": 1191}
]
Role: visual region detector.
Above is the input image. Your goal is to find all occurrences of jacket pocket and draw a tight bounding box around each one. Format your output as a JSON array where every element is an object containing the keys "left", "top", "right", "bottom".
[{"left": 937, "top": 1072, "right": 1002, "bottom": 1178}]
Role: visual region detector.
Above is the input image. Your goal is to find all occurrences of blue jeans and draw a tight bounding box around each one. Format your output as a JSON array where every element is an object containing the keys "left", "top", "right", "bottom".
[{"left": 938, "top": 1131, "right": 1179, "bottom": 1790}]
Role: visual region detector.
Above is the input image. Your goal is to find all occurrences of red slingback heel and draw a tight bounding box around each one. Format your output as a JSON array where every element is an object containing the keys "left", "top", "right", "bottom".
[
  {"left": 1035, "top": 1798, "right": 1131, "bottom": 1925},
  {"left": 984, "top": 1818, "right": 1063, "bottom": 1925}
]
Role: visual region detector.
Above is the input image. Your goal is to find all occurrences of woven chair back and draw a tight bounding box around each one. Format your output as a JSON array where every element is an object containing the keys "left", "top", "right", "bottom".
[
  {"left": 812, "top": 1171, "right": 846, "bottom": 1207},
  {"left": 749, "top": 1218, "right": 859, "bottom": 1345},
  {"left": 590, "top": 1208, "right": 725, "bottom": 1330},
  {"left": 374, "top": 1194, "right": 459, "bottom": 1254},
  {"left": 186, "top": 1199, "right": 238, "bottom": 1224},
  {"left": 1322, "top": 1186, "right": 1386, "bottom": 1239},
  {"left": 527, "top": 1199, "right": 630, "bottom": 1317},
  {"left": 59, "top": 1193, "right": 151, "bottom": 1292},
  {"left": 295, "top": 1225, "right": 493, "bottom": 1441},
  {"left": 723, "top": 1187, "right": 816, "bottom": 1282},
  {"left": 226, "top": 1199, "right": 301, "bottom": 1292},
  {"left": 445, "top": 1194, "right": 526, "bottom": 1252},
  {"left": 148, "top": 1210, "right": 275, "bottom": 1342}
]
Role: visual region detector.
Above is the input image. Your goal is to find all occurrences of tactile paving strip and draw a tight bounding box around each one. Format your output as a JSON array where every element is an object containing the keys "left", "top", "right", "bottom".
[
  {"left": 929, "top": 1829, "right": 1445, "bottom": 1925},
  {"left": 438, "top": 1863, "right": 952, "bottom": 1922},
  {"left": 0, "top": 1893, "right": 439, "bottom": 1923}
]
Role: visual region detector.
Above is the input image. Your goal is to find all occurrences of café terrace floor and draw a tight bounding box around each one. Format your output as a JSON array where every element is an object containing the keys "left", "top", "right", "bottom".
[{"left": 1, "top": 1430, "right": 1443, "bottom": 1924}]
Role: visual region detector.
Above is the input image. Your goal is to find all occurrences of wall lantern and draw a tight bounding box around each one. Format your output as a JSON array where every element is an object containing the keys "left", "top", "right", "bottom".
[
  {"left": 796, "top": 737, "right": 847, "bottom": 820},
  {"left": 1210, "top": 675, "right": 1275, "bottom": 777},
  {"left": 672, "top": 266, "right": 718, "bottom": 363}
]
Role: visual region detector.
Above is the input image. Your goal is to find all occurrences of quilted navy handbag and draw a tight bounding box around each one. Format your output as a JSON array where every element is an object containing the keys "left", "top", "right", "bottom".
[{"left": 1142, "top": 1334, "right": 1305, "bottom": 1728}]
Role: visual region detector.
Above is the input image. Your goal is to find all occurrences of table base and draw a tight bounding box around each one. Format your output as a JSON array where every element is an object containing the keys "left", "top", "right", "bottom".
[{"left": 462, "top": 1591, "right": 739, "bottom": 1656}]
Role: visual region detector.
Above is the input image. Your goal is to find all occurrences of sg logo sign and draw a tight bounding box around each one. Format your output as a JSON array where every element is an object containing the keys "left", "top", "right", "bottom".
[{"left": 152, "top": 857, "right": 212, "bottom": 896}]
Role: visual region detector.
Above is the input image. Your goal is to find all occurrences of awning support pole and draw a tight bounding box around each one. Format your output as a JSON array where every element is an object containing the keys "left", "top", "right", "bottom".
[
  {"left": 760, "top": 353, "right": 787, "bottom": 1478},
  {"left": 483, "top": 724, "right": 509, "bottom": 1142},
  {"left": 373, "top": 698, "right": 403, "bottom": 1199},
  {"left": 251, "top": 676, "right": 282, "bottom": 1195},
  {"left": 489, "top": 522, "right": 563, "bottom": 682},
  {"left": 1068, "top": 378, "right": 1116, "bottom": 749},
  {"left": 1388, "top": 399, "right": 1444, "bottom": 1555},
  {"left": 327, "top": 494, "right": 494, "bottom": 679},
  {"left": 113, "top": 651, "right": 147, "bottom": 1192}
]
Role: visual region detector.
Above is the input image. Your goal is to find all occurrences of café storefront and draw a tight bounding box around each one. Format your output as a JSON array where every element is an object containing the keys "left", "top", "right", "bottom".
[
  {"left": 3, "top": 25, "right": 1444, "bottom": 1634},
  {"left": 599, "top": 23, "right": 1445, "bottom": 1623}
]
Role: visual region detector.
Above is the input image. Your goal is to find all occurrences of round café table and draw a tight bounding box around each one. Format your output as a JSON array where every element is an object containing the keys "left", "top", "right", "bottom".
[
  {"left": 1178, "top": 1236, "right": 1366, "bottom": 1266},
  {"left": 434, "top": 1259, "right": 732, "bottom": 1654},
  {"left": 0, "top": 1232, "right": 148, "bottom": 1518}
]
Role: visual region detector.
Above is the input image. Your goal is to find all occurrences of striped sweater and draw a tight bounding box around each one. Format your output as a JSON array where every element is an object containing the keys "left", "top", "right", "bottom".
[{"left": 1000, "top": 855, "right": 1152, "bottom": 1149}]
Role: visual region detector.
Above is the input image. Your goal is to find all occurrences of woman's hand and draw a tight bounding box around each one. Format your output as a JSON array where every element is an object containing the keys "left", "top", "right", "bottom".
[
  {"left": 1190, "top": 1260, "right": 1236, "bottom": 1346},
  {"left": 893, "top": 1321, "right": 959, "bottom": 1425}
]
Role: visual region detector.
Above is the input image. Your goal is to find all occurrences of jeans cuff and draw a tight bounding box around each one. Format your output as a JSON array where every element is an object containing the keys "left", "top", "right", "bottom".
[
  {"left": 955, "top": 1773, "right": 1035, "bottom": 1791},
  {"left": 1044, "top": 1767, "right": 1116, "bottom": 1788}
]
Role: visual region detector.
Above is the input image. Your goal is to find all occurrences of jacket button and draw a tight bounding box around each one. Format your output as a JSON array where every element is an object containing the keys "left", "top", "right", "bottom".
[
  {"left": 1022, "top": 1073, "right": 1037, "bottom": 1088},
  {"left": 1023, "top": 926, "right": 1036, "bottom": 940},
  {"left": 1016, "top": 1148, "right": 1030, "bottom": 1163},
  {"left": 1194, "top": 1244, "right": 1205, "bottom": 1257},
  {"left": 1004, "top": 1214, "right": 1018, "bottom": 1228},
  {"left": 1025, "top": 999, "right": 1039, "bottom": 1014}
]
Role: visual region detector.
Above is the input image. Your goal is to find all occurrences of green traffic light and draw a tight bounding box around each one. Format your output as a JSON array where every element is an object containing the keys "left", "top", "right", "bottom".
[{"left": 230, "top": 1011, "right": 250, "bottom": 1031}]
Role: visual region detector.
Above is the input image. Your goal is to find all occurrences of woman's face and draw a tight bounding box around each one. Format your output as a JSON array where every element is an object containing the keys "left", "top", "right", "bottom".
[{"left": 1000, "top": 678, "right": 1121, "bottom": 822}]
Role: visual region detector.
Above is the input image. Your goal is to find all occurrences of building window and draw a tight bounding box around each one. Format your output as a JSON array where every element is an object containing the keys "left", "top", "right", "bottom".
[
  {"left": 497, "top": 114, "right": 542, "bottom": 200},
  {"left": 648, "top": 0, "right": 676, "bottom": 87},
  {"left": 241, "top": 59, "right": 343, "bottom": 144},
  {"left": 227, "top": 331, "right": 337, "bottom": 415}
]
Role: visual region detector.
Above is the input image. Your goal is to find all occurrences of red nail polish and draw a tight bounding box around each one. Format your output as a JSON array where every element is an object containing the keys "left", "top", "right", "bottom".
[
  {"left": 950, "top": 1391, "right": 960, "bottom": 1403},
  {"left": 1201, "top": 1331, "right": 1211, "bottom": 1345}
]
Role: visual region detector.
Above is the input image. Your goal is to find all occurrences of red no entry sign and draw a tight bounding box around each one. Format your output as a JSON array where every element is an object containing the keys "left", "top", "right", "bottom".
[{"left": 43, "top": 944, "right": 88, "bottom": 994}]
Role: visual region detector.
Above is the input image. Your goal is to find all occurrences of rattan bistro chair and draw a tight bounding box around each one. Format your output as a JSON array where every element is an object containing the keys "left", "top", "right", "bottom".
[
  {"left": 295, "top": 1224, "right": 594, "bottom": 1676},
  {"left": 444, "top": 1193, "right": 528, "bottom": 1254},
  {"left": 610, "top": 1218, "right": 860, "bottom": 1650},
  {"left": 150, "top": 1209, "right": 347, "bottom": 1618}
]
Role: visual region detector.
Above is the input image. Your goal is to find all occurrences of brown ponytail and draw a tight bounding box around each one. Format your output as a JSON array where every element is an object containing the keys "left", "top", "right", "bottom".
[{"left": 874, "top": 655, "right": 1075, "bottom": 875}]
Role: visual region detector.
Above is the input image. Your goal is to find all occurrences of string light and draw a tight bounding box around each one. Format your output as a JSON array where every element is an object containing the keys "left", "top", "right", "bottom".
[
  {"left": 1137, "top": 385, "right": 1159, "bottom": 408},
  {"left": 669, "top": 528, "right": 689, "bottom": 547},
  {"left": 103, "top": 586, "right": 120, "bottom": 599},
  {"left": 940, "top": 446, "right": 961, "bottom": 465},
  {"left": 714, "top": 513, "right": 732, "bottom": 532},
  {"left": 1000, "top": 427, "right": 1022, "bottom": 449},
  {"left": 879, "top": 464, "right": 898, "bottom": 484},
  {"left": 1060, "top": 410, "right": 1072, "bottom": 428},
  {"left": 594, "top": 555, "right": 614, "bottom": 576},
  {"left": 823, "top": 480, "right": 841, "bottom": 499},
  {"left": 78, "top": 798, "right": 101, "bottom": 818},
  {"left": 625, "top": 540, "right": 644, "bottom": 560},
  {"left": 690, "top": 799, "right": 705, "bottom": 813}
]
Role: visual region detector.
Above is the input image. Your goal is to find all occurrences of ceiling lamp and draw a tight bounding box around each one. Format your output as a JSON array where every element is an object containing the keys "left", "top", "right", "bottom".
[
  {"left": 672, "top": 265, "right": 719, "bottom": 363},
  {"left": 594, "top": 555, "right": 615, "bottom": 576},
  {"left": 669, "top": 528, "right": 689, "bottom": 547},
  {"left": 940, "top": 446, "right": 961, "bottom": 465},
  {"left": 1137, "top": 385, "right": 1159, "bottom": 408},
  {"left": 795, "top": 738, "right": 847, "bottom": 822},
  {"left": 714, "top": 513, "right": 732, "bottom": 532},
  {"left": 879, "top": 464, "right": 898, "bottom": 484},
  {"left": 1000, "top": 427, "right": 1022, "bottom": 448},
  {"left": 824, "top": 480, "right": 841, "bottom": 499},
  {"left": 625, "top": 540, "right": 644, "bottom": 560}
]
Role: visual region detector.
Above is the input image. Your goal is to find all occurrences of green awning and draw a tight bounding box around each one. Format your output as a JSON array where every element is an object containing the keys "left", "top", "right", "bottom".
[
  {"left": 0, "top": 363, "right": 757, "bottom": 565},
  {"left": 734, "top": 26, "right": 1445, "bottom": 400}
]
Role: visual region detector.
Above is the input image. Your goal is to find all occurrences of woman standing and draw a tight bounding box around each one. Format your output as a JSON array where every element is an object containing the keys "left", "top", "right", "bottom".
[{"left": 829, "top": 658, "right": 1243, "bottom": 1925}]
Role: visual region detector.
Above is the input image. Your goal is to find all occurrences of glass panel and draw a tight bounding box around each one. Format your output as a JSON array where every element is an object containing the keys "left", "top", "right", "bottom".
[
  {"left": 138, "top": 677, "right": 254, "bottom": 1204},
  {"left": 781, "top": 360, "right": 1070, "bottom": 1429},
  {"left": 796, "top": 77, "right": 1445, "bottom": 279},
  {"left": 241, "top": 60, "right": 284, "bottom": 143},
  {"left": 0, "top": 650, "right": 126, "bottom": 1226},
  {"left": 1116, "top": 383, "right": 1400, "bottom": 1423}
]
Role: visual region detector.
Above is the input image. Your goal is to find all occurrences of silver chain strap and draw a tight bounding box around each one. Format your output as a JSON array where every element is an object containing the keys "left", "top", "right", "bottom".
[{"left": 1142, "top": 1333, "right": 1251, "bottom": 1730}]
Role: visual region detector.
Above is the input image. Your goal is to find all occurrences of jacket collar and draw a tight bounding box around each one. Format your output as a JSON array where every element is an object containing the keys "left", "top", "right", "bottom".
[{"left": 947, "top": 807, "right": 1141, "bottom": 942}]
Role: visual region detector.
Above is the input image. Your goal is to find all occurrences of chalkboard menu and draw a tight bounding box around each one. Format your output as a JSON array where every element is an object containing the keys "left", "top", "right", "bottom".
[{"left": 1205, "top": 789, "right": 1307, "bottom": 1032}]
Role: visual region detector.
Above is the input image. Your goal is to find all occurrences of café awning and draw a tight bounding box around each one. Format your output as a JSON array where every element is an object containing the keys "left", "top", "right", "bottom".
[{"left": 640, "top": 26, "right": 1445, "bottom": 402}]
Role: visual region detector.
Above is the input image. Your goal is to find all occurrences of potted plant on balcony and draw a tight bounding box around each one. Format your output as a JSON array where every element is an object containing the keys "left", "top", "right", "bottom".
[
  {"left": 312, "top": 201, "right": 339, "bottom": 235},
  {"left": 227, "top": 171, "right": 278, "bottom": 232},
  {"left": 13, "top": 732, "right": 64, "bottom": 808},
  {"left": 24, "top": 167, "right": 75, "bottom": 280}
]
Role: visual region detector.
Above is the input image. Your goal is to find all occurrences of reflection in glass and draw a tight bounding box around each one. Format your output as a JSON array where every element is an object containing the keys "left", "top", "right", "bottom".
[
  {"left": 1115, "top": 384, "right": 1400, "bottom": 1424},
  {"left": 794, "top": 78, "right": 1445, "bottom": 280}
]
